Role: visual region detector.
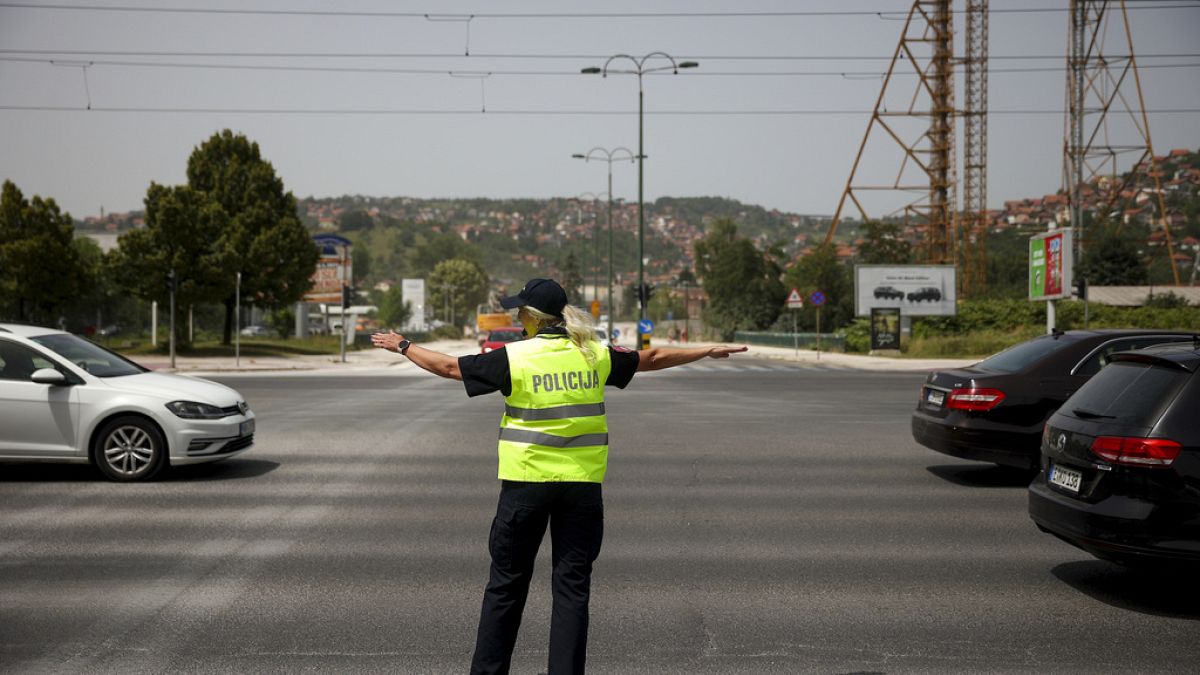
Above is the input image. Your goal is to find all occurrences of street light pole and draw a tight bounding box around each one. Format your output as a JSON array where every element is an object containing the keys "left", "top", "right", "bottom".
[
  {"left": 582, "top": 53, "right": 698, "bottom": 348},
  {"left": 573, "top": 147, "right": 636, "bottom": 346}
]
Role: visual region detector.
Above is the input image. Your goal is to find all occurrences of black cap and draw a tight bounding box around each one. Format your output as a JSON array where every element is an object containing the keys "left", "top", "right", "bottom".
[{"left": 499, "top": 278, "right": 568, "bottom": 317}]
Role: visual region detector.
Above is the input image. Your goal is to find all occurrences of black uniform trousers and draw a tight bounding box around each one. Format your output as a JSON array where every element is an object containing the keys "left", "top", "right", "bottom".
[{"left": 470, "top": 480, "right": 604, "bottom": 675}]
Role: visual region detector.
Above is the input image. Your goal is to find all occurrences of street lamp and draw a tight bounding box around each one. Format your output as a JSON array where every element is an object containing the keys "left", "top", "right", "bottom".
[
  {"left": 573, "top": 147, "right": 635, "bottom": 344},
  {"left": 570, "top": 191, "right": 607, "bottom": 307},
  {"left": 582, "top": 52, "right": 698, "bottom": 347}
]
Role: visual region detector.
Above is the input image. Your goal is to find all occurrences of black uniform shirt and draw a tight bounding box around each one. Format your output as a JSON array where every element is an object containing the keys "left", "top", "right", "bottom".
[{"left": 458, "top": 327, "right": 639, "bottom": 397}]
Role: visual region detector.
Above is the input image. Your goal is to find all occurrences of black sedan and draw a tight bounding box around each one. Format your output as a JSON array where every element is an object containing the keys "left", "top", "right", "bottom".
[
  {"left": 911, "top": 329, "right": 1193, "bottom": 470},
  {"left": 1029, "top": 342, "right": 1200, "bottom": 565}
]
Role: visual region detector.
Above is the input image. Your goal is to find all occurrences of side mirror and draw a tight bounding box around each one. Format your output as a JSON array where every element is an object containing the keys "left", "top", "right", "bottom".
[{"left": 30, "top": 368, "right": 68, "bottom": 386}]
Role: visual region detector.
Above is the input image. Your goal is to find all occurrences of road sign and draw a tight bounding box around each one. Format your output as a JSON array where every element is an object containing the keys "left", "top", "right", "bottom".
[
  {"left": 638, "top": 319, "right": 655, "bottom": 334},
  {"left": 612, "top": 328, "right": 620, "bottom": 340},
  {"left": 786, "top": 287, "right": 804, "bottom": 309},
  {"left": 590, "top": 299, "right": 601, "bottom": 319},
  {"left": 810, "top": 290, "right": 826, "bottom": 306}
]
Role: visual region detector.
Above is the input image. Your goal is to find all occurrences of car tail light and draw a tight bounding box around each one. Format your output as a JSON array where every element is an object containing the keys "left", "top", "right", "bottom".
[
  {"left": 1090, "top": 436, "right": 1182, "bottom": 467},
  {"left": 946, "top": 388, "right": 1006, "bottom": 411}
]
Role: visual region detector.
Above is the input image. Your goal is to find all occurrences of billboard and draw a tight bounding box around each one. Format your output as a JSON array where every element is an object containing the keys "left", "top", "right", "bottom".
[
  {"left": 401, "top": 278, "right": 426, "bottom": 332},
  {"left": 304, "top": 235, "right": 352, "bottom": 304},
  {"left": 1029, "top": 229, "right": 1073, "bottom": 301},
  {"left": 854, "top": 265, "right": 957, "bottom": 317},
  {"left": 870, "top": 307, "right": 902, "bottom": 350}
]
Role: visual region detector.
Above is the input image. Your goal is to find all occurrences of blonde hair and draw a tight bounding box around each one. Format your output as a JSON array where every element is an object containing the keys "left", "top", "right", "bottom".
[{"left": 525, "top": 304, "right": 601, "bottom": 367}]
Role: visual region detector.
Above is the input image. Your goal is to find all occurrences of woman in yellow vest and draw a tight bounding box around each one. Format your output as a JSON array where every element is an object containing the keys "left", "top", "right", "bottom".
[{"left": 371, "top": 278, "right": 746, "bottom": 675}]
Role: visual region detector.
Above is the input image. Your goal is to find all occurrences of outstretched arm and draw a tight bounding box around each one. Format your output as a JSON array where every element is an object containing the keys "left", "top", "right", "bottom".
[
  {"left": 635, "top": 345, "right": 749, "bottom": 372},
  {"left": 371, "top": 331, "right": 463, "bottom": 381}
]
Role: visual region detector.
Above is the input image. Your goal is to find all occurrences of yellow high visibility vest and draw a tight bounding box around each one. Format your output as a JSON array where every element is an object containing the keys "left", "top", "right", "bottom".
[{"left": 498, "top": 334, "right": 612, "bottom": 482}]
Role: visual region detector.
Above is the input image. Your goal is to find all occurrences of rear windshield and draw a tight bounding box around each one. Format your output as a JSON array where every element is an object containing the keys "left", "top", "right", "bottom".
[
  {"left": 488, "top": 330, "right": 522, "bottom": 343},
  {"left": 1063, "top": 360, "right": 1189, "bottom": 426},
  {"left": 975, "top": 335, "right": 1074, "bottom": 373},
  {"left": 31, "top": 333, "right": 147, "bottom": 378}
]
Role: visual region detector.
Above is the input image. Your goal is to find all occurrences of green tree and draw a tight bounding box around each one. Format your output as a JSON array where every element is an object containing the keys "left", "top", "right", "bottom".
[
  {"left": 376, "top": 285, "right": 413, "bottom": 328},
  {"left": 184, "top": 130, "right": 319, "bottom": 343},
  {"left": 783, "top": 242, "right": 855, "bottom": 331},
  {"left": 1077, "top": 225, "right": 1147, "bottom": 285},
  {"left": 693, "top": 219, "right": 785, "bottom": 340},
  {"left": 0, "top": 181, "right": 88, "bottom": 324},
  {"left": 856, "top": 220, "right": 913, "bottom": 264},
  {"left": 428, "top": 258, "right": 489, "bottom": 328},
  {"left": 111, "top": 183, "right": 230, "bottom": 347},
  {"left": 561, "top": 250, "right": 584, "bottom": 304},
  {"left": 338, "top": 209, "right": 374, "bottom": 232}
]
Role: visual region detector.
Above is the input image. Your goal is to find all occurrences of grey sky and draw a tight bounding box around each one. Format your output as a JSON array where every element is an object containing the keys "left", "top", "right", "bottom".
[{"left": 1, "top": 0, "right": 1197, "bottom": 221}]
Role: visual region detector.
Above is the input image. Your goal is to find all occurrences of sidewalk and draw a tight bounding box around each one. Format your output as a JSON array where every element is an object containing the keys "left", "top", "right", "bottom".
[{"left": 136, "top": 338, "right": 976, "bottom": 376}]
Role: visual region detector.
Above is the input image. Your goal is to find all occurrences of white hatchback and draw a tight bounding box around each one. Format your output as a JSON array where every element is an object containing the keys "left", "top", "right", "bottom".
[{"left": 0, "top": 323, "right": 255, "bottom": 481}]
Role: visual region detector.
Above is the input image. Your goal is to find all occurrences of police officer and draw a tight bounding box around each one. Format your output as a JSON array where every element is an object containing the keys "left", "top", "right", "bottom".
[{"left": 371, "top": 278, "right": 746, "bottom": 675}]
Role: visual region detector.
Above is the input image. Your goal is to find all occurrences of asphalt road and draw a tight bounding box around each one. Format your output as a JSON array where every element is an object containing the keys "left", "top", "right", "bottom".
[{"left": 2, "top": 361, "right": 1197, "bottom": 674}]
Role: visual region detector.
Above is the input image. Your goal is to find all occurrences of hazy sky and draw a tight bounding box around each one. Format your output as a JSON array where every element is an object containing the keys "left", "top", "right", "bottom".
[{"left": 1, "top": 0, "right": 1197, "bottom": 220}]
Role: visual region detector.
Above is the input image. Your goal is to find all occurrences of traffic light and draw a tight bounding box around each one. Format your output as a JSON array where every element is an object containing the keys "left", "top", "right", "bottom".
[
  {"left": 164, "top": 269, "right": 177, "bottom": 294},
  {"left": 342, "top": 284, "right": 353, "bottom": 309},
  {"left": 637, "top": 283, "right": 655, "bottom": 306},
  {"left": 1074, "top": 276, "right": 1088, "bottom": 301}
]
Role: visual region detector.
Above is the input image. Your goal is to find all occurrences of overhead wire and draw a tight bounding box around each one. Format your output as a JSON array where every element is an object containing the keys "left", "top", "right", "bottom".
[
  {"left": 1, "top": 105, "right": 1196, "bottom": 116},
  {"left": 3, "top": 55, "right": 1198, "bottom": 77},
  {"left": 0, "top": 2, "right": 1197, "bottom": 18}
]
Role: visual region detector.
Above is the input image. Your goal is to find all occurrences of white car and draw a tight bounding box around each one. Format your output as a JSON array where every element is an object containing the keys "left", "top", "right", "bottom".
[{"left": 0, "top": 323, "right": 255, "bottom": 481}]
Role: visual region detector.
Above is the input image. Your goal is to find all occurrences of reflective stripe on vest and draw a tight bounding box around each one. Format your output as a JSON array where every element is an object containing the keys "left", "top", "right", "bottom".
[
  {"left": 503, "top": 402, "right": 606, "bottom": 421},
  {"left": 499, "top": 335, "right": 612, "bottom": 483}
]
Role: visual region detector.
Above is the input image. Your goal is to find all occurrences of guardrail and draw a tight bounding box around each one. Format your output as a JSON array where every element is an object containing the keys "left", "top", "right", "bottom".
[{"left": 733, "top": 330, "right": 846, "bottom": 351}]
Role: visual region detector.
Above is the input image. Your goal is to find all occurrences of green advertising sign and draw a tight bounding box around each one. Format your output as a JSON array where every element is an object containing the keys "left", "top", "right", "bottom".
[{"left": 1029, "top": 229, "right": 1072, "bottom": 301}]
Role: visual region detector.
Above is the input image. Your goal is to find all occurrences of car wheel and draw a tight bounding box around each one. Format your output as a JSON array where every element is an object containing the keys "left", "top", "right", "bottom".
[{"left": 92, "top": 416, "right": 167, "bottom": 482}]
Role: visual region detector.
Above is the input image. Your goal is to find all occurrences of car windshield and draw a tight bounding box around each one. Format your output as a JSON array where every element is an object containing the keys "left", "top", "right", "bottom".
[
  {"left": 31, "top": 333, "right": 147, "bottom": 377},
  {"left": 488, "top": 330, "right": 522, "bottom": 343},
  {"left": 1064, "top": 360, "right": 1188, "bottom": 426},
  {"left": 975, "top": 335, "right": 1074, "bottom": 373}
]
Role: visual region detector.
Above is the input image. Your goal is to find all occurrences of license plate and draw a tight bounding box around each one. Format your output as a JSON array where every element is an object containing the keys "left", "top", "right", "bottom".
[
  {"left": 240, "top": 419, "right": 255, "bottom": 436},
  {"left": 925, "top": 389, "right": 945, "bottom": 407},
  {"left": 1049, "top": 463, "right": 1082, "bottom": 493}
]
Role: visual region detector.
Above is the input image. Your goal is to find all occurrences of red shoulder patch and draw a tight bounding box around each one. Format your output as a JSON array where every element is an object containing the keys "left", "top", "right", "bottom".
[{"left": 612, "top": 346, "right": 634, "bottom": 353}]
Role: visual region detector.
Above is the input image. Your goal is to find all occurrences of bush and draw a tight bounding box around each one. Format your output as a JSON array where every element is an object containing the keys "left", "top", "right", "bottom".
[{"left": 431, "top": 324, "right": 463, "bottom": 340}]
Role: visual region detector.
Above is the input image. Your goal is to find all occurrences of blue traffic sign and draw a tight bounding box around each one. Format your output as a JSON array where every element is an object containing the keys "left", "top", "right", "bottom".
[
  {"left": 612, "top": 328, "right": 620, "bottom": 339},
  {"left": 638, "top": 319, "right": 655, "bottom": 334},
  {"left": 810, "top": 290, "right": 826, "bottom": 306}
]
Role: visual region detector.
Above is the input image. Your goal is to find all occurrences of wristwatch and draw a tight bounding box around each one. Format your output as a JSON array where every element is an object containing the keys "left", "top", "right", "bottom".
[{"left": 397, "top": 339, "right": 412, "bottom": 355}]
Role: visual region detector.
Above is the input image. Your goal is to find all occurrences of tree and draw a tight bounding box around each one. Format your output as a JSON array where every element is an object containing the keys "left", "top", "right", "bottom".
[
  {"left": 0, "top": 181, "right": 88, "bottom": 324},
  {"left": 693, "top": 219, "right": 785, "bottom": 340},
  {"left": 561, "top": 251, "right": 584, "bottom": 304},
  {"left": 376, "top": 285, "right": 413, "bottom": 328},
  {"left": 111, "top": 183, "right": 230, "bottom": 346},
  {"left": 1077, "top": 225, "right": 1147, "bottom": 286},
  {"left": 184, "top": 130, "right": 319, "bottom": 344},
  {"left": 856, "top": 220, "right": 913, "bottom": 264},
  {"left": 428, "top": 258, "right": 489, "bottom": 328},
  {"left": 783, "top": 242, "right": 855, "bottom": 331},
  {"left": 338, "top": 209, "right": 374, "bottom": 232}
]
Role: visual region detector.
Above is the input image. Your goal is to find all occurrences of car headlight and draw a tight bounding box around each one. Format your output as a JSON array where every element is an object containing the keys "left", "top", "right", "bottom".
[{"left": 166, "top": 401, "right": 226, "bottom": 419}]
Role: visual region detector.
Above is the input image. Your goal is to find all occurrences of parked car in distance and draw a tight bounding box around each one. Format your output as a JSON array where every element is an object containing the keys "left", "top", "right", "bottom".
[
  {"left": 0, "top": 323, "right": 255, "bottom": 482},
  {"left": 481, "top": 327, "right": 524, "bottom": 353},
  {"left": 873, "top": 285, "right": 905, "bottom": 300},
  {"left": 912, "top": 329, "right": 1195, "bottom": 470},
  {"left": 1029, "top": 341, "right": 1200, "bottom": 566},
  {"left": 594, "top": 329, "right": 611, "bottom": 348},
  {"left": 906, "top": 286, "right": 943, "bottom": 302},
  {"left": 240, "top": 324, "right": 270, "bottom": 337}
]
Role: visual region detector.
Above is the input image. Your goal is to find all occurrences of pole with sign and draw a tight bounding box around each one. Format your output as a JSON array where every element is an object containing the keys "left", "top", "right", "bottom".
[
  {"left": 1029, "top": 227, "right": 1073, "bottom": 334},
  {"left": 785, "top": 288, "right": 804, "bottom": 356},
  {"left": 810, "top": 290, "right": 826, "bottom": 360}
]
